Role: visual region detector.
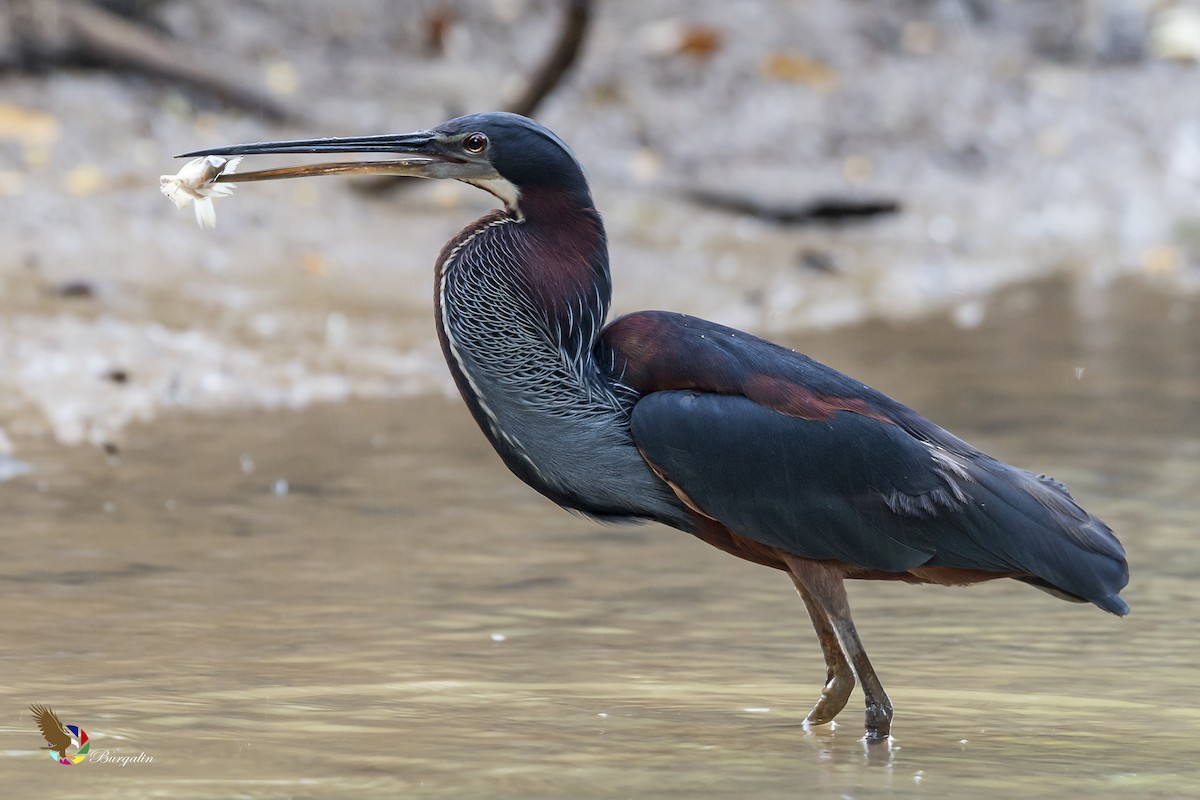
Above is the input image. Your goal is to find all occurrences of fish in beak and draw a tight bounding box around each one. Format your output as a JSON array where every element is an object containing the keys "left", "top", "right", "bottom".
[{"left": 164, "top": 126, "right": 518, "bottom": 225}]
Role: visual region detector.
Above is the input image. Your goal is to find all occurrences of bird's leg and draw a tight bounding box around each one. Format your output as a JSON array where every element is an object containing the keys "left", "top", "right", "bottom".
[
  {"left": 785, "top": 556, "right": 893, "bottom": 740},
  {"left": 789, "top": 574, "right": 855, "bottom": 726}
]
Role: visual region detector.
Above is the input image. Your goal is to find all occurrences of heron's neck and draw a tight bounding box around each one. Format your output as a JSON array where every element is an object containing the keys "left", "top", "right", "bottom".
[
  {"left": 514, "top": 189, "right": 611, "bottom": 334},
  {"left": 433, "top": 193, "right": 615, "bottom": 486},
  {"left": 433, "top": 193, "right": 692, "bottom": 526},
  {"left": 437, "top": 189, "right": 612, "bottom": 357}
]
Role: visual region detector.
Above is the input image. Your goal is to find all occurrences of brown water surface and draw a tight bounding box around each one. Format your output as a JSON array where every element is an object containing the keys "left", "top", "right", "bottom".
[{"left": 1, "top": 281, "right": 1197, "bottom": 797}]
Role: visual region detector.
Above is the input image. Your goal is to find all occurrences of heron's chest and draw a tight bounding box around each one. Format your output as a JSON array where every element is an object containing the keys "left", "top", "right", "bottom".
[
  {"left": 433, "top": 221, "right": 685, "bottom": 522},
  {"left": 438, "top": 259, "right": 632, "bottom": 488}
]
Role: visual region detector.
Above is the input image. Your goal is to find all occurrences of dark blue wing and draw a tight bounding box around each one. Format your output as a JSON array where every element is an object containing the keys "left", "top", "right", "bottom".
[
  {"left": 602, "top": 311, "right": 1128, "bottom": 614},
  {"left": 622, "top": 390, "right": 1128, "bottom": 616}
]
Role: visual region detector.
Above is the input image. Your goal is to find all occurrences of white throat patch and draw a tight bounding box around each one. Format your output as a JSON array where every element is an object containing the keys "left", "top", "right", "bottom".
[{"left": 466, "top": 177, "right": 523, "bottom": 220}]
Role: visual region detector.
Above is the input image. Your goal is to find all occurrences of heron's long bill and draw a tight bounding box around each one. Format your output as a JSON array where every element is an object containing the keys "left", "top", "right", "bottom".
[{"left": 175, "top": 132, "right": 450, "bottom": 184}]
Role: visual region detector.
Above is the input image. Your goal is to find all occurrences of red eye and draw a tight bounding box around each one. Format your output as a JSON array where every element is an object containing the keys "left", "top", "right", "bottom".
[{"left": 463, "top": 133, "right": 488, "bottom": 154}]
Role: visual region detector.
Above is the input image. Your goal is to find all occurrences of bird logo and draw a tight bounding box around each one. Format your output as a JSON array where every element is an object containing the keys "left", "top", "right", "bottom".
[{"left": 29, "top": 704, "right": 90, "bottom": 765}]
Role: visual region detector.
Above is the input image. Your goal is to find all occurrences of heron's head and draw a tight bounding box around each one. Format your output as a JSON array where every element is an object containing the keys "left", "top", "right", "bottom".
[{"left": 177, "top": 112, "right": 591, "bottom": 220}]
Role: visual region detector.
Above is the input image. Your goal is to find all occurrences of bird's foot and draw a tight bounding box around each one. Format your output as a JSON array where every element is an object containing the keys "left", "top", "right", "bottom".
[
  {"left": 803, "top": 667, "right": 855, "bottom": 726},
  {"left": 863, "top": 697, "right": 894, "bottom": 741}
]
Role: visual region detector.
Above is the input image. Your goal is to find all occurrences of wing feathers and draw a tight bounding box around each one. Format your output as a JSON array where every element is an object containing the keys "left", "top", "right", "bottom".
[
  {"left": 632, "top": 392, "right": 941, "bottom": 571},
  {"left": 603, "top": 310, "right": 1128, "bottom": 614},
  {"left": 631, "top": 391, "right": 1129, "bottom": 613}
]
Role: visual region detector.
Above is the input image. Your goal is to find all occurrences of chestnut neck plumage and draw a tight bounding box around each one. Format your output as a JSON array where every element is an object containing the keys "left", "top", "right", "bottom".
[{"left": 433, "top": 185, "right": 691, "bottom": 527}]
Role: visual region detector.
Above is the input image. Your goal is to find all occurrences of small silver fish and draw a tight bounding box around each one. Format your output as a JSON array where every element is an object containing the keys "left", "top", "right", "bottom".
[{"left": 159, "top": 155, "right": 242, "bottom": 228}]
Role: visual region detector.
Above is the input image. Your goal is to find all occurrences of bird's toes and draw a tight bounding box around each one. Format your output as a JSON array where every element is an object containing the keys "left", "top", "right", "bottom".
[
  {"left": 804, "top": 669, "right": 855, "bottom": 725},
  {"left": 862, "top": 698, "right": 894, "bottom": 740}
]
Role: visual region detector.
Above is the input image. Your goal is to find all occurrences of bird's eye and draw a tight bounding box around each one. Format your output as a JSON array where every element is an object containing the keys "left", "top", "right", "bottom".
[{"left": 463, "top": 133, "right": 488, "bottom": 154}]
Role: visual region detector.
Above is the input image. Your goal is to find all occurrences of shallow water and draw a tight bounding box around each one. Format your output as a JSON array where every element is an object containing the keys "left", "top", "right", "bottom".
[{"left": 1, "top": 280, "right": 1197, "bottom": 797}]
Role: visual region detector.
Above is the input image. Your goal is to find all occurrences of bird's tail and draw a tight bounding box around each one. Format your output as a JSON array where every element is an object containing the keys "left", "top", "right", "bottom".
[{"left": 969, "top": 460, "right": 1129, "bottom": 615}]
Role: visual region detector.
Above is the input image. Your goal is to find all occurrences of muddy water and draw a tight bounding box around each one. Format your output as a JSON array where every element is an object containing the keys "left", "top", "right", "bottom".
[{"left": 1, "top": 281, "right": 1197, "bottom": 797}]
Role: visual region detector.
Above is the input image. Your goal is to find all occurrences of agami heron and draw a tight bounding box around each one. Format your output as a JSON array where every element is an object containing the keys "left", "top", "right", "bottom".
[{"left": 181, "top": 113, "right": 1129, "bottom": 739}]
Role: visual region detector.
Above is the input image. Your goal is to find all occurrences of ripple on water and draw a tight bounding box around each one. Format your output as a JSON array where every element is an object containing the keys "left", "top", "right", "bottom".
[{"left": 1, "top": 282, "right": 1197, "bottom": 798}]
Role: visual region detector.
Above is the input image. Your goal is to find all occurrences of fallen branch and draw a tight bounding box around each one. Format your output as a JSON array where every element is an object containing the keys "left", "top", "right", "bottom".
[
  {"left": 505, "top": 0, "right": 592, "bottom": 118},
  {"left": 684, "top": 187, "right": 901, "bottom": 225},
  {"left": 1, "top": 0, "right": 296, "bottom": 121},
  {"left": 358, "top": 0, "right": 593, "bottom": 195}
]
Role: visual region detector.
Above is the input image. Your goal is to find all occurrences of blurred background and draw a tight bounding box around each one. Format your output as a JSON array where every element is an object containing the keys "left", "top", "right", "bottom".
[
  {"left": 1, "top": 0, "right": 1198, "bottom": 451},
  {"left": 1, "top": 1, "right": 1199, "bottom": 797}
]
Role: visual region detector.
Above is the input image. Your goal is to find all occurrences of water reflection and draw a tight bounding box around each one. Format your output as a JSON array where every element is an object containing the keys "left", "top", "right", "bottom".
[{"left": 1, "top": 280, "right": 1197, "bottom": 797}]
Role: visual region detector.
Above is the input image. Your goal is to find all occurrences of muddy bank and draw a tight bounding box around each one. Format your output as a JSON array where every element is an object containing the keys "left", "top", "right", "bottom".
[{"left": 1, "top": 0, "right": 1197, "bottom": 451}]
